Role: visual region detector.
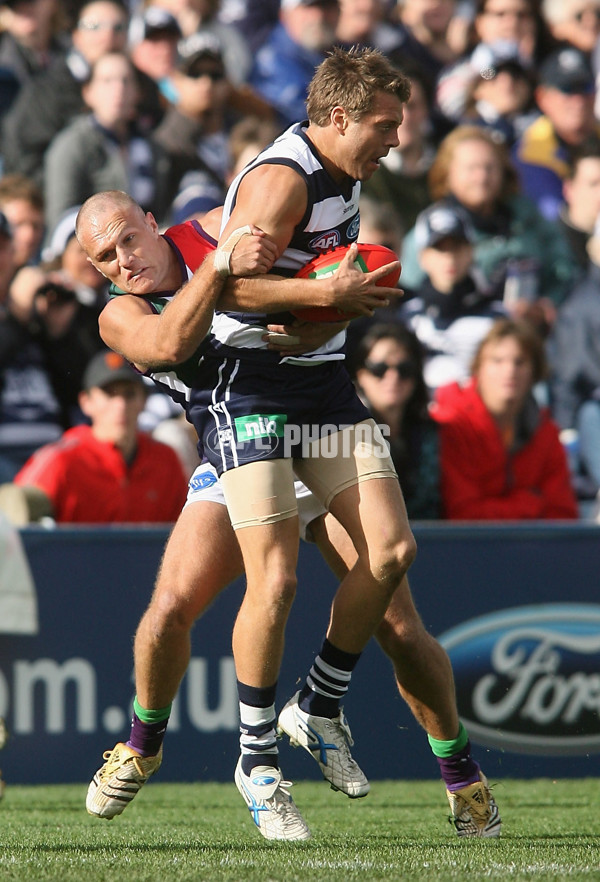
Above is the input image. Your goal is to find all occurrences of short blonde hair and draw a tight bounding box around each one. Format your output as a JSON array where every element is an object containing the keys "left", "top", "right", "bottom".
[{"left": 306, "top": 46, "right": 411, "bottom": 126}]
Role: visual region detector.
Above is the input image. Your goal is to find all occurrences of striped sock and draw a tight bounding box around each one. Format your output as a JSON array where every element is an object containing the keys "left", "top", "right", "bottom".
[
  {"left": 237, "top": 681, "right": 279, "bottom": 776},
  {"left": 298, "top": 637, "right": 361, "bottom": 718}
]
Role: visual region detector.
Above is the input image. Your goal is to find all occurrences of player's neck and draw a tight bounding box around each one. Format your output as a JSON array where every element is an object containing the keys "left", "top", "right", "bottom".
[
  {"left": 162, "top": 241, "right": 187, "bottom": 291},
  {"left": 305, "top": 125, "right": 348, "bottom": 186}
]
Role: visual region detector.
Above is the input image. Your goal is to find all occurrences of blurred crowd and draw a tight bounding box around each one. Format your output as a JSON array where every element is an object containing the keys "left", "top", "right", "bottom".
[{"left": 0, "top": 0, "right": 598, "bottom": 524}]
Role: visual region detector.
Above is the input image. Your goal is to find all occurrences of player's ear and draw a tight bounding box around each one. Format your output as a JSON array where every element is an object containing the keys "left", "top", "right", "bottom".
[
  {"left": 331, "top": 106, "right": 348, "bottom": 133},
  {"left": 144, "top": 211, "right": 159, "bottom": 234}
]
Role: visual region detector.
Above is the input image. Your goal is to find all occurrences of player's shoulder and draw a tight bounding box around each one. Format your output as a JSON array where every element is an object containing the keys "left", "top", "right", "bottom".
[
  {"left": 103, "top": 291, "right": 155, "bottom": 317},
  {"left": 245, "top": 123, "right": 315, "bottom": 178},
  {"left": 164, "top": 220, "right": 217, "bottom": 252}
]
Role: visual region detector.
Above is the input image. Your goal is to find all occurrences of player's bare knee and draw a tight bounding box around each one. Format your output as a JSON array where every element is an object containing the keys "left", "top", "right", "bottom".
[
  {"left": 147, "top": 588, "right": 197, "bottom": 635},
  {"left": 399, "top": 531, "right": 418, "bottom": 570},
  {"left": 372, "top": 530, "right": 417, "bottom": 590},
  {"left": 250, "top": 571, "right": 297, "bottom": 623}
]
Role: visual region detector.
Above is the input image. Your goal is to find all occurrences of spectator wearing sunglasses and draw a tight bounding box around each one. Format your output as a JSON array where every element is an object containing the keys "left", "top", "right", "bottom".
[
  {"left": 152, "top": 32, "right": 234, "bottom": 216},
  {"left": 399, "top": 202, "right": 507, "bottom": 392},
  {"left": 350, "top": 322, "right": 442, "bottom": 520},
  {"left": 512, "top": 46, "right": 600, "bottom": 221}
]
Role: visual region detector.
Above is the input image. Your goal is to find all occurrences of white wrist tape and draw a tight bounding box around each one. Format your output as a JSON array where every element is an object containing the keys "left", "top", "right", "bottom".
[{"left": 213, "top": 225, "right": 253, "bottom": 277}]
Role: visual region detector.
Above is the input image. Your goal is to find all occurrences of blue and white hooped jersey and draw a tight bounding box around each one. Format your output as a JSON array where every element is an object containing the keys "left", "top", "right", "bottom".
[{"left": 207, "top": 121, "right": 362, "bottom": 366}]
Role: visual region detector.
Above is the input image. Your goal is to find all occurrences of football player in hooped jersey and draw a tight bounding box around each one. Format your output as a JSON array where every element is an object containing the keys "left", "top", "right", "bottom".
[
  {"left": 78, "top": 188, "right": 500, "bottom": 841},
  {"left": 205, "top": 46, "right": 500, "bottom": 840},
  {"left": 75, "top": 192, "right": 395, "bottom": 807}
]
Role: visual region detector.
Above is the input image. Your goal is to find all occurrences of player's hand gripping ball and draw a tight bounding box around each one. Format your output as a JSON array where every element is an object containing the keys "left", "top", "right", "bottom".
[{"left": 292, "top": 243, "right": 401, "bottom": 323}]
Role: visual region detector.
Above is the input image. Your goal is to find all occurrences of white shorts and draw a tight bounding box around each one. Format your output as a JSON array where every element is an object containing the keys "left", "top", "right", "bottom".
[{"left": 184, "top": 462, "right": 326, "bottom": 542}]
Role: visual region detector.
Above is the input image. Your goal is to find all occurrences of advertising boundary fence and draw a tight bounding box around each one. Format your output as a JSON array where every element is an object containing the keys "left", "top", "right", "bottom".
[{"left": 1, "top": 522, "right": 599, "bottom": 784}]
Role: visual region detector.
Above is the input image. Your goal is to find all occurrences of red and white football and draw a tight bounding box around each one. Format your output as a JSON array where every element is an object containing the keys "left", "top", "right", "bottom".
[{"left": 291, "top": 243, "right": 401, "bottom": 323}]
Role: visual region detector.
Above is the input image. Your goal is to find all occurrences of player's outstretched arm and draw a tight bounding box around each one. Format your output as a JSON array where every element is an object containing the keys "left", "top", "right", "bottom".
[{"left": 221, "top": 244, "right": 402, "bottom": 315}]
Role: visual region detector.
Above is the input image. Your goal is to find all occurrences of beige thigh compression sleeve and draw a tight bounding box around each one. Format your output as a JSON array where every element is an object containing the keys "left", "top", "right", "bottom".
[
  {"left": 293, "top": 418, "right": 398, "bottom": 510},
  {"left": 220, "top": 458, "right": 298, "bottom": 530}
]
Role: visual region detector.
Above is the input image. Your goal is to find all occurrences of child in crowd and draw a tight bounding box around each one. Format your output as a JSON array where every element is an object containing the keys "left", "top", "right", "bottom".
[{"left": 400, "top": 202, "right": 507, "bottom": 391}]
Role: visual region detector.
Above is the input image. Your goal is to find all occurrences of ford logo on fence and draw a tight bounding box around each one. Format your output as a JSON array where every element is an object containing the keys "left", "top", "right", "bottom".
[{"left": 438, "top": 604, "right": 600, "bottom": 756}]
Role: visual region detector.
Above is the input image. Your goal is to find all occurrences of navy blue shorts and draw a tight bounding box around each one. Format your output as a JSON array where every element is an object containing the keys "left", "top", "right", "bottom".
[{"left": 188, "top": 358, "right": 370, "bottom": 475}]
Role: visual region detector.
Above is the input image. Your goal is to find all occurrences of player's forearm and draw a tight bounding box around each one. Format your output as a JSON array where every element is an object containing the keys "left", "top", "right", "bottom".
[
  {"left": 219, "top": 275, "right": 337, "bottom": 312},
  {"left": 150, "top": 256, "right": 224, "bottom": 362},
  {"left": 219, "top": 263, "right": 395, "bottom": 316}
]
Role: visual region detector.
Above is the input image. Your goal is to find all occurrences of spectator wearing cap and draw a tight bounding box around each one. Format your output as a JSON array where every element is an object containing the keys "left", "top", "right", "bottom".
[
  {"left": 0, "top": 173, "right": 45, "bottom": 269},
  {"left": 432, "top": 317, "right": 577, "bottom": 520},
  {"left": 512, "top": 46, "right": 600, "bottom": 221},
  {"left": 42, "top": 205, "right": 107, "bottom": 307},
  {"left": 247, "top": 0, "right": 340, "bottom": 128},
  {"left": 0, "top": 0, "right": 130, "bottom": 187},
  {"left": 5, "top": 349, "right": 188, "bottom": 524},
  {"left": 150, "top": 0, "right": 253, "bottom": 87},
  {"left": 398, "top": 126, "right": 578, "bottom": 331},
  {"left": 459, "top": 41, "right": 537, "bottom": 146},
  {"left": 435, "top": 0, "right": 551, "bottom": 125},
  {"left": 399, "top": 201, "right": 508, "bottom": 391},
  {"left": 43, "top": 50, "right": 174, "bottom": 233},
  {"left": 128, "top": 5, "right": 181, "bottom": 107},
  {"left": 153, "top": 32, "right": 233, "bottom": 216}
]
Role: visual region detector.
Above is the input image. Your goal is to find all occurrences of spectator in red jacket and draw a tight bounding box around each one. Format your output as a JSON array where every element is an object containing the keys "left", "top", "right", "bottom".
[
  {"left": 7, "top": 349, "right": 188, "bottom": 524},
  {"left": 432, "top": 317, "right": 578, "bottom": 520}
]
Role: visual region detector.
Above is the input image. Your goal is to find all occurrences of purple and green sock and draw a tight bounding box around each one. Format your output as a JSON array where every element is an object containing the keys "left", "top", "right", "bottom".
[
  {"left": 428, "top": 722, "right": 481, "bottom": 792},
  {"left": 127, "top": 696, "right": 171, "bottom": 758}
]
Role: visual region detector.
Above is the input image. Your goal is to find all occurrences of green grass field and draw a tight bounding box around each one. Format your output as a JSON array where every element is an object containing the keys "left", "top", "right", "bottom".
[{"left": 1, "top": 778, "right": 598, "bottom": 881}]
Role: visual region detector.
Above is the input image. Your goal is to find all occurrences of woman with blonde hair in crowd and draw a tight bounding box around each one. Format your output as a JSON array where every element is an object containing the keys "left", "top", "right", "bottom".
[{"left": 398, "top": 125, "right": 578, "bottom": 332}]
